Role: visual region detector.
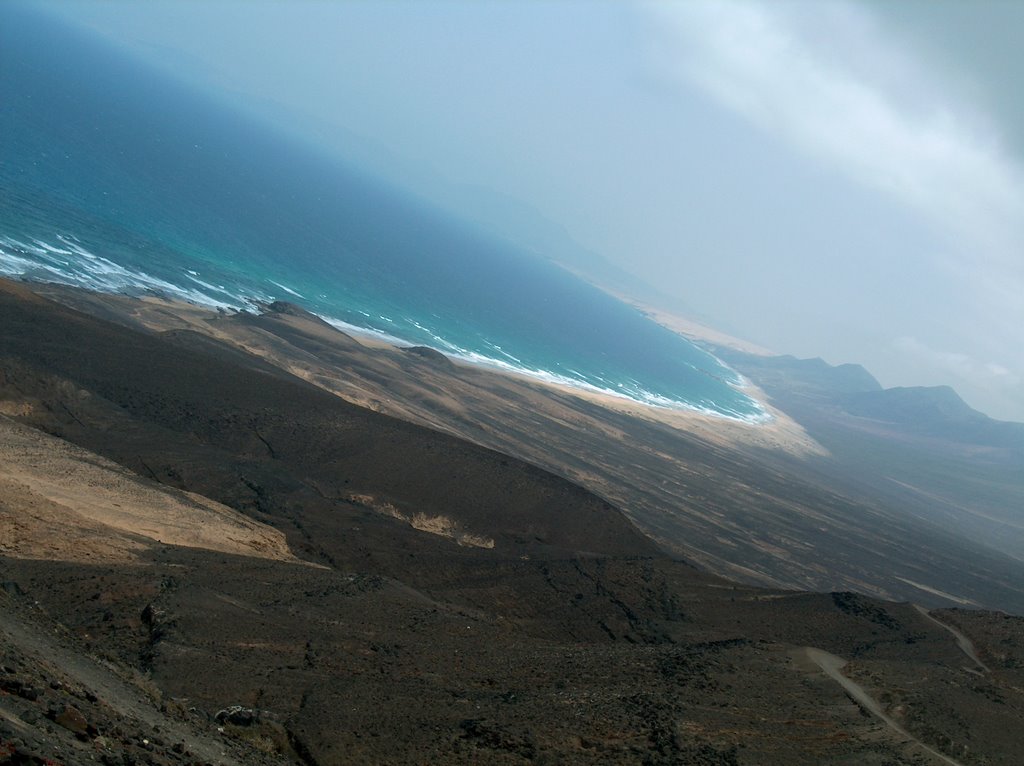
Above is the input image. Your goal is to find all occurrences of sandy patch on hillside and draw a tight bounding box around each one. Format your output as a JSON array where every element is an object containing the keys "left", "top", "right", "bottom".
[
  {"left": 347, "top": 493, "right": 495, "bottom": 549},
  {"left": 0, "top": 415, "right": 298, "bottom": 564}
]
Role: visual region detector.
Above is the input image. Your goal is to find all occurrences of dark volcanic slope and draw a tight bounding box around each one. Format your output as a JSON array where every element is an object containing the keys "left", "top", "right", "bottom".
[
  {"left": 76, "top": 285, "right": 1024, "bottom": 612},
  {"left": 3, "top": 280, "right": 1024, "bottom": 764},
  {"left": 18, "top": 281, "right": 1024, "bottom": 614},
  {"left": 0, "top": 280, "right": 654, "bottom": 562}
]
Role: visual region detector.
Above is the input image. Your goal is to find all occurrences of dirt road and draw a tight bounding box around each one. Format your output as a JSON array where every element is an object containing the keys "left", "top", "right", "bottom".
[
  {"left": 803, "top": 647, "right": 965, "bottom": 766},
  {"left": 913, "top": 604, "right": 990, "bottom": 673}
]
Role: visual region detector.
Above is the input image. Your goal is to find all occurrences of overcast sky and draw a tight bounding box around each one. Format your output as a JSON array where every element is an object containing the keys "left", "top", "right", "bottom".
[{"left": 38, "top": 0, "right": 1024, "bottom": 421}]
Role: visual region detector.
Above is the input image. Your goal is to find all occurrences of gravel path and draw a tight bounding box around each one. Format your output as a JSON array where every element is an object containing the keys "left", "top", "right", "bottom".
[
  {"left": 913, "top": 604, "right": 990, "bottom": 673},
  {"left": 804, "top": 647, "right": 965, "bottom": 766}
]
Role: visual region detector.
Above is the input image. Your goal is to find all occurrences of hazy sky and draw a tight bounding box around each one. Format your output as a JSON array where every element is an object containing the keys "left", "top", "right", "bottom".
[{"left": 37, "top": 0, "right": 1024, "bottom": 421}]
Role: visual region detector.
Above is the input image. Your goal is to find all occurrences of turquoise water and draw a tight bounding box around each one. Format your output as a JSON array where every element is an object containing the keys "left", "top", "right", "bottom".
[{"left": 0, "top": 7, "right": 766, "bottom": 421}]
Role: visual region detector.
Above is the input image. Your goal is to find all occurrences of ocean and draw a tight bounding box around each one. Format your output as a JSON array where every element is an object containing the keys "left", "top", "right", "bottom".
[{"left": 0, "top": 7, "right": 766, "bottom": 422}]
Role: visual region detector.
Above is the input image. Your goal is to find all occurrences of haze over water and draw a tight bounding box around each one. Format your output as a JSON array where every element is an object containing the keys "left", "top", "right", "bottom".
[{"left": 0, "top": 8, "right": 765, "bottom": 421}]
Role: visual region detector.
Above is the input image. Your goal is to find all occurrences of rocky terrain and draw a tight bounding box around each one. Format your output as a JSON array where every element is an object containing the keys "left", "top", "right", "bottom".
[{"left": 2, "top": 279, "right": 1024, "bottom": 764}]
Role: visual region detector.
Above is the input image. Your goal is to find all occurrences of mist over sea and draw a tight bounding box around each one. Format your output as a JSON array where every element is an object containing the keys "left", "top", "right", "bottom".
[{"left": 0, "top": 7, "right": 765, "bottom": 421}]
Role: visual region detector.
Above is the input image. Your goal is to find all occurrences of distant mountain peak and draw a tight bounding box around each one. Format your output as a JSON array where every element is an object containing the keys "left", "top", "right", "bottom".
[
  {"left": 719, "top": 352, "right": 883, "bottom": 396},
  {"left": 846, "top": 385, "right": 979, "bottom": 423},
  {"left": 834, "top": 384, "right": 1024, "bottom": 450}
]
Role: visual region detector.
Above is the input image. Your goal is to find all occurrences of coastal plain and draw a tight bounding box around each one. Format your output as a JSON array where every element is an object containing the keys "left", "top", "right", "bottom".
[{"left": 2, "top": 279, "right": 1023, "bottom": 765}]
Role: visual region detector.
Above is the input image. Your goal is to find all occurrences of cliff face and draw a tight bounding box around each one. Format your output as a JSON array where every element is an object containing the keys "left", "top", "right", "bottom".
[
  {"left": 719, "top": 345, "right": 1024, "bottom": 452},
  {"left": 841, "top": 385, "right": 981, "bottom": 423}
]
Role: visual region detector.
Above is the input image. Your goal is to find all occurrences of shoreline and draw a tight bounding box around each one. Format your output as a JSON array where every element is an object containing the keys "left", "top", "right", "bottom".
[
  {"left": 1, "top": 237, "right": 767, "bottom": 422},
  {"left": 318, "top": 311, "right": 771, "bottom": 426},
  {"left": 259, "top": 292, "right": 826, "bottom": 455},
  {"left": 0, "top": 239, "right": 770, "bottom": 423},
  {"left": 552, "top": 262, "right": 776, "bottom": 357},
  {"left": 11, "top": 276, "right": 826, "bottom": 456}
]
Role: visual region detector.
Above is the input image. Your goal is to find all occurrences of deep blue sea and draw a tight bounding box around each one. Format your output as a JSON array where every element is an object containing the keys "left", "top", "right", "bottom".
[{"left": 0, "top": 7, "right": 766, "bottom": 421}]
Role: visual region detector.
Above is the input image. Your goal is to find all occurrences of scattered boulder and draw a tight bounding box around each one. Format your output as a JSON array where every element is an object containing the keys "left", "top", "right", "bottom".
[
  {"left": 215, "top": 705, "right": 259, "bottom": 726},
  {"left": 0, "top": 677, "right": 38, "bottom": 701},
  {"left": 52, "top": 704, "right": 89, "bottom": 736}
]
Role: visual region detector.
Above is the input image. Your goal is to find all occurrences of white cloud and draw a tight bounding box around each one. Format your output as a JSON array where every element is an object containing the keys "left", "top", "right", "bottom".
[
  {"left": 645, "top": 0, "right": 1024, "bottom": 417},
  {"left": 646, "top": 1, "right": 1024, "bottom": 262}
]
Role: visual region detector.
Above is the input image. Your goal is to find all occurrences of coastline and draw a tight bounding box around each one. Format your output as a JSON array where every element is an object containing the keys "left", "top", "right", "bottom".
[
  {"left": 552, "top": 261, "right": 775, "bottom": 357},
  {"left": 22, "top": 278, "right": 826, "bottom": 457},
  {"left": 11, "top": 274, "right": 1024, "bottom": 616},
  {"left": 318, "top": 311, "right": 771, "bottom": 425},
  {"left": 0, "top": 236, "right": 767, "bottom": 422}
]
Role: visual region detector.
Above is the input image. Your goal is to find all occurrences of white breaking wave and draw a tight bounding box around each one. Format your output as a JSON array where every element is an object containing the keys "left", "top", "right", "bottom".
[
  {"left": 443, "top": 345, "right": 770, "bottom": 423},
  {"left": 182, "top": 271, "right": 230, "bottom": 295},
  {"left": 0, "top": 233, "right": 256, "bottom": 312},
  {"left": 267, "top": 279, "right": 306, "bottom": 299},
  {"left": 0, "top": 231, "right": 769, "bottom": 424},
  {"left": 321, "top": 316, "right": 409, "bottom": 348},
  {"left": 320, "top": 308, "right": 770, "bottom": 424}
]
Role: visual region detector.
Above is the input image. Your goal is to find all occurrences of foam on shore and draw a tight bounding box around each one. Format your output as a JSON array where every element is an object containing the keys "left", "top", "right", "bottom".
[{"left": 1, "top": 232, "right": 770, "bottom": 424}]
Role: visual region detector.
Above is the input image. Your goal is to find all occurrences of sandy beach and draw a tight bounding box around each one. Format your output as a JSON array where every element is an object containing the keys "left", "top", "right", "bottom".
[{"left": 43, "top": 286, "right": 824, "bottom": 458}]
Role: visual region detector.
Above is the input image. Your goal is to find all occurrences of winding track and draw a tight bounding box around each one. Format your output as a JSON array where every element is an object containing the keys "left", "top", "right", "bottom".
[
  {"left": 803, "top": 647, "right": 965, "bottom": 766},
  {"left": 913, "top": 604, "right": 990, "bottom": 673}
]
